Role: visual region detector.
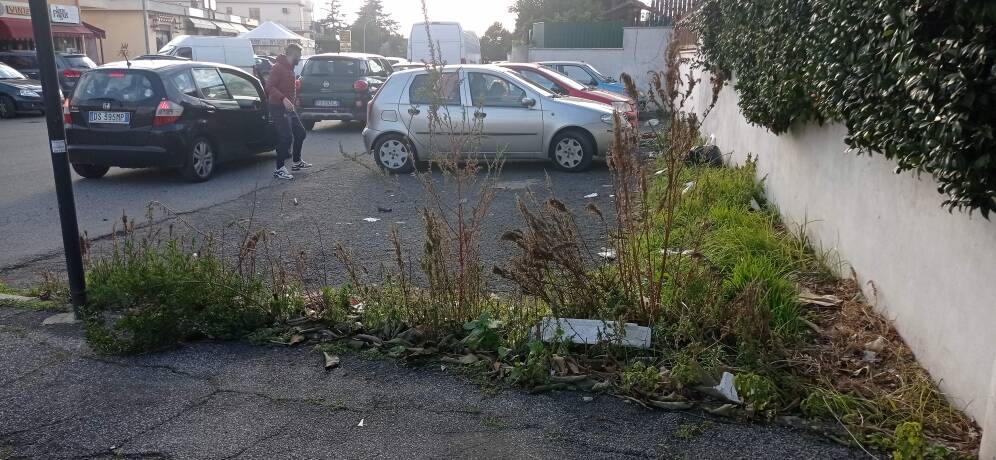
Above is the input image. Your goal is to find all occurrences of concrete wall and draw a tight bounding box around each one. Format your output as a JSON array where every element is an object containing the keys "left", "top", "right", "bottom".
[
  {"left": 526, "top": 27, "right": 670, "bottom": 91},
  {"left": 80, "top": 9, "right": 149, "bottom": 57},
  {"left": 679, "top": 54, "right": 996, "bottom": 456}
]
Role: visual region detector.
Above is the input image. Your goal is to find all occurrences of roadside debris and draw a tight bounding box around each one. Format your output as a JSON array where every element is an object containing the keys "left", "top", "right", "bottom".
[
  {"left": 584, "top": 193, "right": 599, "bottom": 199},
  {"left": 597, "top": 248, "right": 617, "bottom": 260},
  {"left": 357, "top": 419, "right": 365, "bottom": 427},
  {"left": 797, "top": 290, "right": 843, "bottom": 307},
  {"left": 534, "top": 317, "right": 651, "bottom": 349},
  {"left": 323, "top": 352, "right": 340, "bottom": 370},
  {"left": 682, "top": 182, "right": 695, "bottom": 194},
  {"left": 697, "top": 372, "right": 742, "bottom": 404},
  {"left": 377, "top": 206, "right": 393, "bottom": 213},
  {"left": 362, "top": 217, "right": 381, "bottom": 223}
]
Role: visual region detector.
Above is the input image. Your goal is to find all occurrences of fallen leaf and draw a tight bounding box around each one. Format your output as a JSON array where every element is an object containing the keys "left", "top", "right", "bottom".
[{"left": 323, "top": 352, "right": 340, "bottom": 370}]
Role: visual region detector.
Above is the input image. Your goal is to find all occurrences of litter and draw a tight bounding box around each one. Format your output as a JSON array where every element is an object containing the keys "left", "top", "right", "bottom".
[
  {"left": 534, "top": 317, "right": 651, "bottom": 349},
  {"left": 584, "top": 193, "right": 599, "bottom": 199},
  {"left": 362, "top": 218, "right": 381, "bottom": 223}
]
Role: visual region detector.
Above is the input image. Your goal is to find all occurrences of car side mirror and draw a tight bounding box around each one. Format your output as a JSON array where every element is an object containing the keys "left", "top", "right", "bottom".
[{"left": 521, "top": 97, "right": 536, "bottom": 108}]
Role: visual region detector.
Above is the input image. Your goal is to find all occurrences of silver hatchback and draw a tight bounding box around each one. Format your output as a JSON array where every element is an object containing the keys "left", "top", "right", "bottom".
[{"left": 362, "top": 65, "right": 619, "bottom": 173}]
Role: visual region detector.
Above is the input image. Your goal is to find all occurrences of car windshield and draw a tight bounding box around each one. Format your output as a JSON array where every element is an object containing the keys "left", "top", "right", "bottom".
[
  {"left": 64, "top": 55, "right": 97, "bottom": 69},
  {"left": 303, "top": 58, "right": 358, "bottom": 77},
  {"left": 583, "top": 64, "right": 610, "bottom": 82},
  {"left": 0, "top": 63, "right": 25, "bottom": 79},
  {"left": 521, "top": 67, "right": 585, "bottom": 92}
]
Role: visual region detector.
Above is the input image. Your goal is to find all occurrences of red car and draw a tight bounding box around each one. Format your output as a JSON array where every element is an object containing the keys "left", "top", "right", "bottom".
[{"left": 498, "top": 62, "right": 637, "bottom": 123}]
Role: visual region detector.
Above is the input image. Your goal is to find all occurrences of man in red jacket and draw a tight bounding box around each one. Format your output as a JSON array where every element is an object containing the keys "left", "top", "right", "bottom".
[{"left": 266, "top": 43, "right": 311, "bottom": 180}]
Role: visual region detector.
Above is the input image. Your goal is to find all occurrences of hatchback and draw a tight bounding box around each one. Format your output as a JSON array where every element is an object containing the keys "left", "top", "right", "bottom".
[
  {"left": 65, "top": 59, "right": 275, "bottom": 181},
  {"left": 0, "top": 63, "right": 44, "bottom": 118},
  {"left": 362, "top": 65, "right": 619, "bottom": 173},
  {"left": 297, "top": 52, "right": 392, "bottom": 129},
  {"left": 538, "top": 61, "right": 626, "bottom": 96},
  {"left": 0, "top": 51, "right": 96, "bottom": 94}
]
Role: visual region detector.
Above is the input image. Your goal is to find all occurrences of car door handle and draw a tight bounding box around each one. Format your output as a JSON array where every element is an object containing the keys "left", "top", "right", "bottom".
[
  {"left": 408, "top": 107, "right": 420, "bottom": 116},
  {"left": 474, "top": 112, "right": 487, "bottom": 119}
]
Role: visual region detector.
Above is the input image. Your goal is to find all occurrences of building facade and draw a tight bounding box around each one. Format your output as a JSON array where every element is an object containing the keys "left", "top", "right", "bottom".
[
  {"left": 0, "top": 1, "right": 105, "bottom": 62},
  {"left": 215, "top": 0, "right": 314, "bottom": 39}
]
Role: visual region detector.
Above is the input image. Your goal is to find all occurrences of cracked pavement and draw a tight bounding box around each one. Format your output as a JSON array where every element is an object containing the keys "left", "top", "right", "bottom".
[{"left": 0, "top": 307, "right": 862, "bottom": 459}]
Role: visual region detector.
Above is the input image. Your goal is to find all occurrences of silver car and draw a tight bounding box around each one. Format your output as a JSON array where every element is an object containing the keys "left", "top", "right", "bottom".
[{"left": 362, "top": 65, "right": 618, "bottom": 173}]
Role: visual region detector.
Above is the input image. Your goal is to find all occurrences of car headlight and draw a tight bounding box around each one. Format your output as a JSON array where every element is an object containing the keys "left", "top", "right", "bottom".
[
  {"left": 18, "top": 89, "right": 40, "bottom": 98},
  {"left": 611, "top": 101, "right": 630, "bottom": 113},
  {"left": 601, "top": 113, "right": 614, "bottom": 124}
]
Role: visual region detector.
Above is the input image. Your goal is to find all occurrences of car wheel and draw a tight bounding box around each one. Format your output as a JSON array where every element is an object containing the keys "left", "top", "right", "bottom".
[
  {"left": 303, "top": 120, "right": 316, "bottom": 131},
  {"left": 180, "top": 138, "right": 216, "bottom": 182},
  {"left": 0, "top": 96, "right": 16, "bottom": 119},
  {"left": 71, "top": 164, "right": 110, "bottom": 179},
  {"left": 373, "top": 134, "right": 416, "bottom": 174},
  {"left": 550, "top": 130, "right": 594, "bottom": 172}
]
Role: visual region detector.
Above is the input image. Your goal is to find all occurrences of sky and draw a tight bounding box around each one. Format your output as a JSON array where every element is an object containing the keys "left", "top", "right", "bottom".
[{"left": 331, "top": 0, "right": 518, "bottom": 37}]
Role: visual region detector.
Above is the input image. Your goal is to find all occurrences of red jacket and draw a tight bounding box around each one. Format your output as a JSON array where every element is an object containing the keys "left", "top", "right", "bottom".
[{"left": 265, "top": 54, "right": 297, "bottom": 107}]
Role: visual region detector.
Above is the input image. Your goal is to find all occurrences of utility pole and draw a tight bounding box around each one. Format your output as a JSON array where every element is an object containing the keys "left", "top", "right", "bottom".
[
  {"left": 28, "top": 0, "right": 87, "bottom": 312},
  {"left": 141, "top": 0, "right": 150, "bottom": 53}
]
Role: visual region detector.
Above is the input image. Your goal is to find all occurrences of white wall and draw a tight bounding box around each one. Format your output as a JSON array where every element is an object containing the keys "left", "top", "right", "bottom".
[
  {"left": 680, "top": 57, "right": 996, "bottom": 456},
  {"left": 527, "top": 27, "right": 671, "bottom": 91},
  {"left": 216, "top": 0, "right": 312, "bottom": 35}
]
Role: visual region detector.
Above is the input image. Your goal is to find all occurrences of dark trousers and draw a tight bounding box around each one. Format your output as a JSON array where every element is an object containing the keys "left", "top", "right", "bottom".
[{"left": 271, "top": 105, "right": 306, "bottom": 169}]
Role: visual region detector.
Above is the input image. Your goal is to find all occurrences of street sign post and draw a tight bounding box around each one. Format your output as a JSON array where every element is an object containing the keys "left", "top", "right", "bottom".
[{"left": 28, "top": 0, "right": 87, "bottom": 312}]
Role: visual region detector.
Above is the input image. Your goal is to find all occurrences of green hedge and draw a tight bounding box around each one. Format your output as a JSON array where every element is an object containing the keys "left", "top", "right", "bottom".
[{"left": 697, "top": 0, "right": 996, "bottom": 216}]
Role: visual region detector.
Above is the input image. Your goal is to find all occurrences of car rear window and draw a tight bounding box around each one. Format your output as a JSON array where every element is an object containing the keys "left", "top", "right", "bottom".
[
  {"left": 303, "top": 58, "right": 357, "bottom": 77},
  {"left": 0, "top": 54, "right": 37, "bottom": 69},
  {"left": 63, "top": 55, "right": 96, "bottom": 69},
  {"left": 409, "top": 73, "right": 462, "bottom": 105},
  {"left": 72, "top": 70, "right": 158, "bottom": 104}
]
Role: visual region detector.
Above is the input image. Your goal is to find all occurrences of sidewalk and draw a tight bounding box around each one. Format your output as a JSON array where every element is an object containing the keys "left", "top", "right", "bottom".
[{"left": 0, "top": 307, "right": 861, "bottom": 459}]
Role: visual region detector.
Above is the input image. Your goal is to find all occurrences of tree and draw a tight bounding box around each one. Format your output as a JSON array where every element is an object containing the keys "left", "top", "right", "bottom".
[
  {"left": 509, "top": 0, "right": 605, "bottom": 42},
  {"left": 349, "top": 0, "right": 405, "bottom": 56},
  {"left": 480, "top": 22, "right": 511, "bottom": 63},
  {"left": 316, "top": 0, "right": 345, "bottom": 53}
]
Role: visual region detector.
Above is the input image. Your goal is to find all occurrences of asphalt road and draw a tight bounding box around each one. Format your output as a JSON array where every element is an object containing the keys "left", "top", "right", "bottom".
[{"left": 0, "top": 114, "right": 367, "bottom": 270}]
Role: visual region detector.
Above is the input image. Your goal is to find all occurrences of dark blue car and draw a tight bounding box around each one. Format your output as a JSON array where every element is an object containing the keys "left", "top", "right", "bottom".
[{"left": 0, "top": 62, "right": 44, "bottom": 119}]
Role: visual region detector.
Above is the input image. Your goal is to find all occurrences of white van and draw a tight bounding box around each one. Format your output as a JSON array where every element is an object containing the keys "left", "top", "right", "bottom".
[
  {"left": 408, "top": 22, "right": 481, "bottom": 65},
  {"left": 158, "top": 36, "right": 255, "bottom": 73}
]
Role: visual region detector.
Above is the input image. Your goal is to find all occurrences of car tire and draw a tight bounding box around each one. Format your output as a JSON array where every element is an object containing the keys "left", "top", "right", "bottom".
[
  {"left": 180, "top": 137, "right": 216, "bottom": 182},
  {"left": 549, "top": 130, "right": 594, "bottom": 172},
  {"left": 373, "top": 134, "right": 416, "bottom": 174},
  {"left": 0, "top": 95, "right": 16, "bottom": 119},
  {"left": 303, "top": 120, "right": 316, "bottom": 131},
  {"left": 71, "top": 163, "right": 110, "bottom": 179}
]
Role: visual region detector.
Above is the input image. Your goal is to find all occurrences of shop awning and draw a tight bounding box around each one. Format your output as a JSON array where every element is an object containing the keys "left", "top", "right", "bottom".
[
  {"left": 230, "top": 23, "right": 250, "bottom": 34},
  {"left": 0, "top": 17, "right": 96, "bottom": 40},
  {"left": 83, "top": 22, "right": 106, "bottom": 40},
  {"left": 212, "top": 21, "right": 241, "bottom": 35},
  {"left": 0, "top": 17, "right": 34, "bottom": 41},
  {"left": 187, "top": 18, "right": 217, "bottom": 31}
]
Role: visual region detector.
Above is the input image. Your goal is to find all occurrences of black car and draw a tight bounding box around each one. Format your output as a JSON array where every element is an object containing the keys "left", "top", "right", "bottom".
[
  {"left": 65, "top": 60, "right": 276, "bottom": 182},
  {"left": 297, "top": 53, "right": 392, "bottom": 129},
  {"left": 253, "top": 56, "right": 273, "bottom": 82},
  {"left": 0, "top": 50, "right": 96, "bottom": 94},
  {"left": 0, "top": 63, "right": 44, "bottom": 118}
]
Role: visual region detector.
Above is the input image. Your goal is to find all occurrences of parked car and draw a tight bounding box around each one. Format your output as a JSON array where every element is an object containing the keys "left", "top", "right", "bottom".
[
  {"left": 363, "top": 65, "right": 617, "bottom": 173},
  {"left": 297, "top": 53, "right": 391, "bottom": 129},
  {"left": 392, "top": 63, "right": 426, "bottom": 72},
  {"left": 409, "top": 22, "right": 481, "bottom": 65},
  {"left": 385, "top": 57, "right": 409, "bottom": 66},
  {"left": 498, "top": 62, "right": 636, "bottom": 122},
  {"left": 0, "top": 63, "right": 44, "bottom": 119},
  {"left": 0, "top": 50, "right": 96, "bottom": 94},
  {"left": 157, "top": 36, "right": 255, "bottom": 74},
  {"left": 538, "top": 61, "right": 626, "bottom": 96},
  {"left": 64, "top": 59, "right": 275, "bottom": 182},
  {"left": 253, "top": 55, "right": 273, "bottom": 82}
]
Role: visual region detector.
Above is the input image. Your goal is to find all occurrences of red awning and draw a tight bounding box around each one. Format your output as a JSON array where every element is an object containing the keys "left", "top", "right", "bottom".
[
  {"left": 0, "top": 17, "right": 96, "bottom": 41},
  {"left": 0, "top": 17, "right": 33, "bottom": 41},
  {"left": 83, "top": 21, "right": 106, "bottom": 39}
]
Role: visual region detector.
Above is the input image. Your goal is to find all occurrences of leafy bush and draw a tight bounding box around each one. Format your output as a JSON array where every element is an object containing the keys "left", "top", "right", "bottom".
[{"left": 697, "top": 0, "right": 996, "bottom": 216}]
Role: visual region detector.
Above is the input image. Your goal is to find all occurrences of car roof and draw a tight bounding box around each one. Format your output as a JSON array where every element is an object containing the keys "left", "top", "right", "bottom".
[
  {"left": 98, "top": 60, "right": 248, "bottom": 74},
  {"left": 537, "top": 61, "right": 587, "bottom": 65},
  {"left": 310, "top": 52, "right": 387, "bottom": 60}
]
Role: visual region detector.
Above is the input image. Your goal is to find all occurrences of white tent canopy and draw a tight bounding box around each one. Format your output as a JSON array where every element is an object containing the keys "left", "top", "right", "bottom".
[{"left": 240, "top": 21, "right": 314, "bottom": 55}]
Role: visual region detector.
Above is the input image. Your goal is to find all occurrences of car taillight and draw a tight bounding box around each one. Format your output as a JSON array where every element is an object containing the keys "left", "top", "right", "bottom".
[
  {"left": 353, "top": 80, "right": 369, "bottom": 92},
  {"left": 62, "top": 69, "right": 81, "bottom": 78},
  {"left": 62, "top": 98, "right": 72, "bottom": 124},
  {"left": 153, "top": 99, "right": 183, "bottom": 127}
]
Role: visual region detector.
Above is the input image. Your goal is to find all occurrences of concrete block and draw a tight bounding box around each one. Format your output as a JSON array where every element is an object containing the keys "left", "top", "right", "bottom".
[{"left": 534, "top": 317, "right": 651, "bottom": 349}]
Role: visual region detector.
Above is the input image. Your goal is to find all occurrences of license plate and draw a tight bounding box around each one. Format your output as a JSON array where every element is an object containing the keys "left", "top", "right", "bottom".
[
  {"left": 314, "top": 99, "right": 339, "bottom": 107},
  {"left": 88, "top": 111, "right": 130, "bottom": 124}
]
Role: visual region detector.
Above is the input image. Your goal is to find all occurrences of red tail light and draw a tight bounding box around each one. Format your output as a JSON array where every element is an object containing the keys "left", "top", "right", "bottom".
[
  {"left": 62, "top": 69, "right": 81, "bottom": 78},
  {"left": 353, "top": 80, "right": 369, "bottom": 92},
  {"left": 62, "top": 98, "right": 72, "bottom": 124},
  {"left": 153, "top": 99, "right": 183, "bottom": 126}
]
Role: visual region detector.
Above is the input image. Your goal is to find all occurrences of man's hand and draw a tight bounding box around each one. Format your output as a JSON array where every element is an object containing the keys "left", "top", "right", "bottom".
[{"left": 283, "top": 98, "right": 295, "bottom": 112}]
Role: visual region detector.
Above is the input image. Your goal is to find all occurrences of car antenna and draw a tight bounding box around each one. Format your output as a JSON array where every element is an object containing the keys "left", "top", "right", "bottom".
[{"left": 119, "top": 44, "right": 132, "bottom": 68}]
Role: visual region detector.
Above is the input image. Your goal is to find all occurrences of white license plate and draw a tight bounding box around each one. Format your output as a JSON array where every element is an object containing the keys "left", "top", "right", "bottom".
[
  {"left": 314, "top": 99, "right": 339, "bottom": 107},
  {"left": 88, "top": 111, "right": 130, "bottom": 124}
]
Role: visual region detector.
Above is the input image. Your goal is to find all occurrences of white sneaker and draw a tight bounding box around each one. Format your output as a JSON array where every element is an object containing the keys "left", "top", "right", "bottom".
[
  {"left": 273, "top": 167, "right": 294, "bottom": 180},
  {"left": 291, "top": 161, "right": 313, "bottom": 171}
]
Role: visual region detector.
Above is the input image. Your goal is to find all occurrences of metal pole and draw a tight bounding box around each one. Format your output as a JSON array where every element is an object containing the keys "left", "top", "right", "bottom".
[
  {"left": 362, "top": 22, "right": 366, "bottom": 53},
  {"left": 28, "top": 0, "right": 87, "bottom": 312},
  {"left": 141, "top": 0, "right": 150, "bottom": 53}
]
